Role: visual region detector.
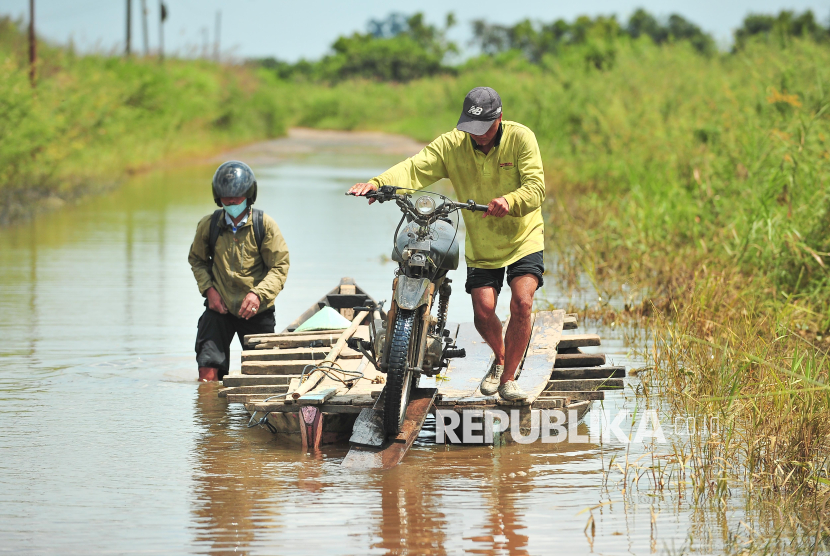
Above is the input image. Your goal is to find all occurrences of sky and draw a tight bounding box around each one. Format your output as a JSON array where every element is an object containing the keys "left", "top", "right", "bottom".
[{"left": 3, "top": 0, "right": 830, "bottom": 61}]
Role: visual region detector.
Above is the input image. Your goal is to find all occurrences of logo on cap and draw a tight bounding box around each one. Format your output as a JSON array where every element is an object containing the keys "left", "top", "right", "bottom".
[{"left": 468, "top": 106, "right": 483, "bottom": 115}]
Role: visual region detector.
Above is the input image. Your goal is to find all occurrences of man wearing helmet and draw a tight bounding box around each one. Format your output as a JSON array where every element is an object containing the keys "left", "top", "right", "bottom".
[
  {"left": 348, "top": 87, "right": 545, "bottom": 402},
  {"left": 189, "top": 161, "right": 290, "bottom": 382}
]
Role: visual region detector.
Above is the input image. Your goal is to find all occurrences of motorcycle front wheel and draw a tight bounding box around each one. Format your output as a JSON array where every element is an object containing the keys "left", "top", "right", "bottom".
[{"left": 383, "top": 308, "right": 418, "bottom": 435}]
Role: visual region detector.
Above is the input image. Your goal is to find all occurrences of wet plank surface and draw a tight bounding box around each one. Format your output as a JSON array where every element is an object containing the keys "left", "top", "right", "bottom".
[
  {"left": 341, "top": 387, "right": 438, "bottom": 470},
  {"left": 436, "top": 315, "right": 538, "bottom": 399},
  {"left": 516, "top": 310, "right": 564, "bottom": 404}
]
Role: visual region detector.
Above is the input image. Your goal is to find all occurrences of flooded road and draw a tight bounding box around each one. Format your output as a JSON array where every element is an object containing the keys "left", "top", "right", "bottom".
[{"left": 0, "top": 130, "right": 774, "bottom": 554}]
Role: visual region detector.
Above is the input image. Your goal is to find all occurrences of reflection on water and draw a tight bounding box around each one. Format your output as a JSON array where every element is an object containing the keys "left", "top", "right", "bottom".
[{"left": 0, "top": 146, "right": 793, "bottom": 554}]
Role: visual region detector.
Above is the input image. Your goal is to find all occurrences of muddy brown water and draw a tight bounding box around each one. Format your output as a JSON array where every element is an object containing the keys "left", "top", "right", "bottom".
[{"left": 0, "top": 130, "right": 783, "bottom": 554}]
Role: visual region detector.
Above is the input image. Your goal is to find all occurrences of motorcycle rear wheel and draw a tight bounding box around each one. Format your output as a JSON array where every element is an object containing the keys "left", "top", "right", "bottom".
[{"left": 383, "top": 309, "right": 417, "bottom": 435}]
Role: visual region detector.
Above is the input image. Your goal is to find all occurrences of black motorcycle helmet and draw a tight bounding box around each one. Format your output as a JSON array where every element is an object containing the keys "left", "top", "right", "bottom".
[{"left": 212, "top": 160, "right": 257, "bottom": 207}]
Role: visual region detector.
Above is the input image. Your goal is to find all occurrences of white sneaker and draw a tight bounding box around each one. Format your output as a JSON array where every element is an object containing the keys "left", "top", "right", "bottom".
[
  {"left": 498, "top": 380, "right": 528, "bottom": 402},
  {"left": 479, "top": 363, "right": 504, "bottom": 396}
]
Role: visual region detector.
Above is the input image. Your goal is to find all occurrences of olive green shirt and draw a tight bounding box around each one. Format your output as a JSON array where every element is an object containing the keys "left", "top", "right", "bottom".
[
  {"left": 369, "top": 120, "right": 545, "bottom": 268},
  {"left": 189, "top": 211, "right": 290, "bottom": 317}
]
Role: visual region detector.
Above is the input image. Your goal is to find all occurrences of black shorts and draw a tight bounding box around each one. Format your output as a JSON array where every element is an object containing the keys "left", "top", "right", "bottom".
[
  {"left": 195, "top": 308, "right": 275, "bottom": 379},
  {"left": 465, "top": 251, "right": 545, "bottom": 295}
]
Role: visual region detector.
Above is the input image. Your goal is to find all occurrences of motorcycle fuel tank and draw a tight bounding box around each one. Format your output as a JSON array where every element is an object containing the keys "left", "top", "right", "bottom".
[{"left": 391, "top": 219, "right": 460, "bottom": 270}]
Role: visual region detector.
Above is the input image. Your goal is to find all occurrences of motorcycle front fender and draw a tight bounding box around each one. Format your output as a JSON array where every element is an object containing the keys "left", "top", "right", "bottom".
[{"left": 394, "top": 276, "right": 432, "bottom": 311}]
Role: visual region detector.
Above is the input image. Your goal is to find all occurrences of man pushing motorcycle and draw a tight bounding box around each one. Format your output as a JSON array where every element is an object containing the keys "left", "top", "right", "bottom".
[{"left": 348, "top": 86, "right": 545, "bottom": 402}]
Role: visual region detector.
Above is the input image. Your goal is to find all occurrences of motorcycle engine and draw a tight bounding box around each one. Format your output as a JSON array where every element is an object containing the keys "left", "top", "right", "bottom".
[{"left": 420, "top": 334, "right": 444, "bottom": 375}]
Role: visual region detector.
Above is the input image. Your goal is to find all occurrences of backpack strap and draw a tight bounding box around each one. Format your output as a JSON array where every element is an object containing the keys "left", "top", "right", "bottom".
[
  {"left": 252, "top": 208, "right": 265, "bottom": 252},
  {"left": 208, "top": 208, "right": 223, "bottom": 261},
  {"left": 208, "top": 208, "right": 264, "bottom": 266}
]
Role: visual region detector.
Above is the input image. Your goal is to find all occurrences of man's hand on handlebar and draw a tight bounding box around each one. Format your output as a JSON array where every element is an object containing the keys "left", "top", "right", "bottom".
[
  {"left": 347, "top": 182, "right": 378, "bottom": 204},
  {"left": 483, "top": 197, "right": 509, "bottom": 218}
]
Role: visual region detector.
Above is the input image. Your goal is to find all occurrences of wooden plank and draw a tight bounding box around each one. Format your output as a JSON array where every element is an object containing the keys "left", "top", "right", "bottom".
[
  {"left": 350, "top": 395, "right": 376, "bottom": 407},
  {"left": 242, "top": 347, "right": 361, "bottom": 362},
  {"left": 253, "top": 335, "right": 337, "bottom": 349},
  {"left": 246, "top": 400, "right": 364, "bottom": 414},
  {"left": 558, "top": 334, "right": 601, "bottom": 349},
  {"left": 516, "top": 310, "right": 565, "bottom": 404},
  {"left": 339, "top": 283, "right": 357, "bottom": 320},
  {"left": 218, "top": 385, "right": 289, "bottom": 398},
  {"left": 546, "top": 378, "right": 624, "bottom": 391},
  {"left": 222, "top": 374, "right": 300, "bottom": 387},
  {"left": 554, "top": 352, "right": 606, "bottom": 368},
  {"left": 437, "top": 322, "right": 495, "bottom": 398},
  {"left": 550, "top": 366, "right": 626, "bottom": 380},
  {"left": 245, "top": 330, "right": 347, "bottom": 345},
  {"left": 532, "top": 397, "right": 569, "bottom": 409},
  {"left": 342, "top": 387, "right": 437, "bottom": 470},
  {"left": 298, "top": 387, "right": 338, "bottom": 405},
  {"left": 328, "top": 395, "right": 357, "bottom": 405},
  {"left": 557, "top": 391, "right": 606, "bottom": 401},
  {"left": 456, "top": 396, "right": 498, "bottom": 406},
  {"left": 226, "top": 392, "right": 288, "bottom": 404},
  {"left": 564, "top": 313, "right": 578, "bottom": 330},
  {"left": 241, "top": 360, "right": 314, "bottom": 375}
]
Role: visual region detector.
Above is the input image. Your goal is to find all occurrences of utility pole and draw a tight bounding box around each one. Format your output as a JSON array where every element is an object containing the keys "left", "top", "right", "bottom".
[
  {"left": 28, "top": 0, "right": 36, "bottom": 87},
  {"left": 159, "top": 1, "right": 166, "bottom": 62},
  {"left": 213, "top": 10, "right": 221, "bottom": 62},
  {"left": 125, "top": 0, "right": 132, "bottom": 56},
  {"left": 140, "top": 0, "right": 149, "bottom": 56}
]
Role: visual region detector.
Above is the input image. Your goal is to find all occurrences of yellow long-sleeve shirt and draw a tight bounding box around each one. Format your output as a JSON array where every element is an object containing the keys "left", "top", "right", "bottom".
[{"left": 369, "top": 120, "right": 545, "bottom": 269}]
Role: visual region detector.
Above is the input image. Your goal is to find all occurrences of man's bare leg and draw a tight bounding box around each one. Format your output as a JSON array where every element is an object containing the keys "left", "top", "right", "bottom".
[
  {"left": 471, "top": 286, "right": 505, "bottom": 366},
  {"left": 502, "top": 274, "right": 539, "bottom": 383},
  {"left": 199, "top": 367, "right": 219, "bottom": 382}
]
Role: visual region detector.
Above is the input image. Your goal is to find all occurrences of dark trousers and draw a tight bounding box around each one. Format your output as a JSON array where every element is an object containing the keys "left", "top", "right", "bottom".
[{"left": 195, "top": 309, "right": 276, "bottom": 379}]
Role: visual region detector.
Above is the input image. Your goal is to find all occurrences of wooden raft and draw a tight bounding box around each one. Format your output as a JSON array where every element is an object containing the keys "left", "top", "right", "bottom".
[{"left": 221, "top": 305, "right": 626, "bottom": 468}]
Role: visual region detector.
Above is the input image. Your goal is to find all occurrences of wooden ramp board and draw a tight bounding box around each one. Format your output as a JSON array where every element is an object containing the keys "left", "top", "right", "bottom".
[
  {"left": 426, "top": 322, "right": 492, "bottom": 398},
  {"left": 515, "top": 310, "right": 565, "bottom": 404},
  {"left": 341, "top": 387, "right": 438, "bottom": 470}
]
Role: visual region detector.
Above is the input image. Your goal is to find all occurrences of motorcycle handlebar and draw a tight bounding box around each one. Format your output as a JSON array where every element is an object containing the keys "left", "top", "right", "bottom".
[
  {"left": 347, "top": 188, "right": 489, "bottom": 213},
  {"left": 459, "top": 200, "right": 489, "bottom": 212}
]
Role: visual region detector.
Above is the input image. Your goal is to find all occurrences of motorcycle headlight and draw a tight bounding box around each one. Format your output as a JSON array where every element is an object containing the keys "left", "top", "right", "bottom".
[{"left": 415, "top": 196, "right": 436, "bottom": 216}]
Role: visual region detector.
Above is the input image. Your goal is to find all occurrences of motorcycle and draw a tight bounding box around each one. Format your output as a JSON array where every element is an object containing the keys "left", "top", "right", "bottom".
[{"left": 347, "top": 186, "right": 489, "bottom": 435}]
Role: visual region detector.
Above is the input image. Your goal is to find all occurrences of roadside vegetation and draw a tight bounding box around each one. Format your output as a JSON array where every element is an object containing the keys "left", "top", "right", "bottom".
[
  {"left": 262, "top": 8, "right": 830, "bottom": 529},
  {"left": 0, "top": 17, "right": 286, "bottom": 224},
  {"left": 5, "top": 6, "right": 830, "bottom": 529}
]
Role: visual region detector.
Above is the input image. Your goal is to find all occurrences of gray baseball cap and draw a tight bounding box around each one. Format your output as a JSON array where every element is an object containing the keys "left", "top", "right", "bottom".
[{"left": 456, "top": 87, "right": 502, "bottom": 135}]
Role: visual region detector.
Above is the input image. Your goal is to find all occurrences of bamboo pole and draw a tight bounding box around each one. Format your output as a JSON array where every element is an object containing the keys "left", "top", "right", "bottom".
[{"left": 289, "top": 310, "right": 369, "bottom": 400}]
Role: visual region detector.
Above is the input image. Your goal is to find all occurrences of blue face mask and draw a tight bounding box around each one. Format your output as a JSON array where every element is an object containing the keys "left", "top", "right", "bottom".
[{"left": 222, "top": 199, "right": 247, "bottom": 219}]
